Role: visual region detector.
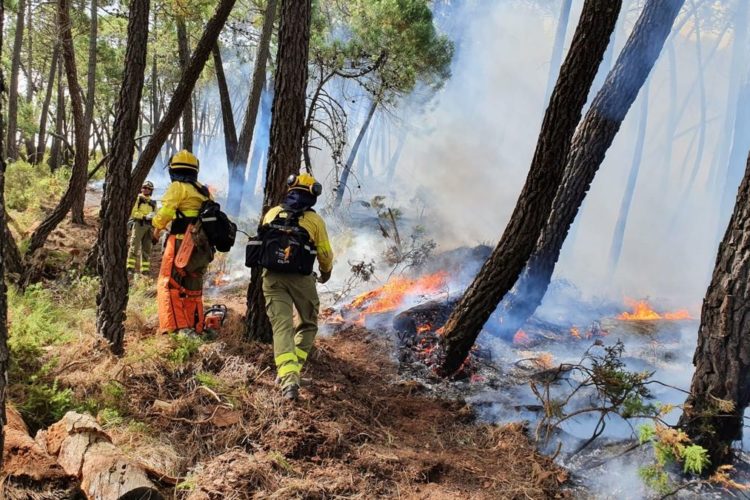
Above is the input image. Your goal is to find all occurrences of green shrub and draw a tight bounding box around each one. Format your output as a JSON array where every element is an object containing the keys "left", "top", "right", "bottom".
[{"left": 168, "top": 333, "right": 203, "bottom": 365}]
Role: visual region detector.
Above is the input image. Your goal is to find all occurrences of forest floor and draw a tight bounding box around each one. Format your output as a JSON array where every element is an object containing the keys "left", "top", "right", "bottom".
[{"left": 3, "top": 191, "right": 569, "bottom": 499}]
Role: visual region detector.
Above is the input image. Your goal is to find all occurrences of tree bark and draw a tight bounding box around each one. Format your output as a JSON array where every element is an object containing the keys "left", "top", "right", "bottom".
[
  {"left": 48, "top": 57, "right": 65, "bottom": 171},
  {"left": 0, "top": 0, "right": 9, "bottom": 468},
  {"left": 544, "top": 0, "right": 572, "bottom": 105},
  {"left": 177, "top": 16, "right": 194, "bottom": 151},
  {"left": 607, "top": 78, "right": 650, "bottom": 277},
  {"left": 334, "top": 93, "right": 379, "bottom": 208},
  {"left": 438, "top": 0, "right": 623, "bottom": 374},
  {"left": 485, "top": 0, "right": 683, "bottom": 355},
  {"left": 128, "top": 0, "right": 237, "bottom": 200},
  {"left": 213, "top": 43, "right": 239, "bottom": 167},
  {"left": 34, "top": 44, "right": 59, "bottom": 165},
  {"left": 96, "top": 0, "right": 150, "bottom": 355},
  {"left": 22, "top": 0, "right": 35, "bottom": 160},
  {"left": 245, "top": 0, "right": 312, "bottom": 343},
  {"left": 227, "top": 0, "right": 277, "bottom": 217},
  {"left": 84, "top": 0, "right": 98, "bottom": 144},
  {"left": 6, "top": 0, "right": 26, "bottom": 162},
  {"left": 679, "top": 154, "right": 750, "bottom": 468},
  {"left": 151, "top": 9, "right": 160, "bottom": 131},
  {"left": 25, "top": 0, "right": 89, "bottom": 258}
]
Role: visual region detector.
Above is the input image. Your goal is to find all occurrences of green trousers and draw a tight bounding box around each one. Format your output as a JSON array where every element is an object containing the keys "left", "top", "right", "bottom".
[
  {"left": 127, "top": 220, "right": 153, "bottom": 274},
  {"left": 262, "top": 270, "right": 320, "bottom": 388}
]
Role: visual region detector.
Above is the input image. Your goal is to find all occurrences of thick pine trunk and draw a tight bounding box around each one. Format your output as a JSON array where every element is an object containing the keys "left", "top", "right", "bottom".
[
  {"left": 0, "top": 0, "right": 8, "bottom": 468},
  {"left": 487, "top": 0, "right": 683, "bottom": 356},
  {"left": 438, "top": 0, "right": 623, "bottom": 374},
  {"left": 607, "top": 79, "right": 650, "bottom": 277},
  {"left": 6, "top": 0, "right": 25, "bottom": 162},
  {"left": 128, "top": 0, "right": 237, "bottom": 199},
  {"left": 245, "top": 0, "right": 312, "bottom": 343},
  {"left": 34, "top": 44, "right": 59, "bottom": 165},
  {"left": 334, "top": 94, "right": 379, "bottom": 208},
  {"left": 96, "top": 0, "right": 150, "bottom": 355},
  {"left": 679, "top": 154, "right": 750, "bottom": 467},
  {"left": 25, "top": 0, "right": 89, "bottom": 258},
  {"left": 227, "top": 0, "right": 277, "bottom": 217},
  {"left": 177, "top": 16, "right": 194, "bottom": 152}
]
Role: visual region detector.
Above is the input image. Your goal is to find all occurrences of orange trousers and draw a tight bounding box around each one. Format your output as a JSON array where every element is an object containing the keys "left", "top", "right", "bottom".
[{"left": 157, "top": 234, "right": 212, "bottom": 333}]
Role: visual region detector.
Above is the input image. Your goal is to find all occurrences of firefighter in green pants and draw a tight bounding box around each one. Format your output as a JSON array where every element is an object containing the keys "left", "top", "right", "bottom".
[
  {"left": 261, "top": 173, "right": 333, "bottom": 401},
  {"left": 127, "top": 181, "right": 157, "bottom": 276}
]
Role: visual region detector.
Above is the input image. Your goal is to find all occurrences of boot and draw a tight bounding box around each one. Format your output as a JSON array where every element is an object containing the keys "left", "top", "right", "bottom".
[{"left": 282, "top": 383, "right": 299, "bottom": 401}]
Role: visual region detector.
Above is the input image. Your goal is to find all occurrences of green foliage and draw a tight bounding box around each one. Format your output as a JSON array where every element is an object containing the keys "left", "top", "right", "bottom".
[
  {"left": 5, "top": 161, "right": 68, "bottom": 213},
  {"left": 168, "top": 333, "right": 203, "bottom": 365},
  {"left": 639, "top": 465, "right": 672, "bottom": 495},
  {"left": 638, "top": 424, "right": 656, "bottom": 444},
  {"left": 19, "top": 378, "right": 75, "bottom": 429},
  {"left": 98, "top": 408, "right": 125, "bottom": 428},
  {"left": 682, "top": 445, "right": 710, "bottom": 475},
  {"left": 195, "top": 371, "right": 221, "bottom": 389}
]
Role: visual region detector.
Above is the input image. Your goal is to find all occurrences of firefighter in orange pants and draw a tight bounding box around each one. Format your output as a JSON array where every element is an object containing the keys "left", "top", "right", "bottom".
[{"left": 151, "top": 150, "right": 214, "bottom": 335}]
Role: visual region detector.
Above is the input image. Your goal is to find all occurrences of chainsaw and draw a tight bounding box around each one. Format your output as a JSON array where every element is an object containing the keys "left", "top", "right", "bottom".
[{"left": 204, "top": 304, "right": 228, "bottom": 331}]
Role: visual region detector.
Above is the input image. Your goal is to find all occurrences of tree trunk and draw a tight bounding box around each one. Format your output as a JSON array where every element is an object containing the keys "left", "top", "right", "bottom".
[
  {"left": 245, "top": 84, "right": 273, "bottom": 199},
  {"left": 213, "top": 43, "right": 239, "bottom": 168},
  {"left": 177, "top": 16, "right": 194, "bottom": 151},
  {"left": 484, "top": 0, "right": 683, "bottom": 356},
  {"left": 151, "top": 10, "right": 160, "bottom": 131},
  {"left": 22, "top": 0, "right": 35, "bottom": 160},
  {"left": 438, "top": 0, "right": 623, "bottom": 374},
  {"left": 334, "top": 94, "right": 379, "bottom": 208},
  {"left": 6, "top": 0, "right": 26, "bottom": 162},
  {"left": 49, "top": 57, "right": 65, "bottom": 171},
  {"left": 679, "top": 154, "right": 750, "bottom": 468},
  {"left": 385, "top": 130, "right": 407, "bottom": 185},
  {"left": 25, "top": 0, "right": 89, "bottom": 258},
  {"left": 607, "top": 78, "right": 650, "bottom": 277},
  {"left": 34, "top": 44, "right": 59, "bottom": 165},
  {"left": 227, "top": 0, "right": 277, "bottom": 217},
  {"left": 544, "top": 0, "right": 572, "bottom": 105},
  {"left": 128, "top": 0, "right": 237, "bottom": 200},
  {"left": 96, "top": 0, "right": 150, "bottom": 355},
  {"left": 0, "top": 0, "right": 9, "bottom": 468},
  {"left": 84, "top": 0, "right": 98, "bottom": 143},
  {"left": 245, "top": 0, "right": 312, "bottom": 343}
]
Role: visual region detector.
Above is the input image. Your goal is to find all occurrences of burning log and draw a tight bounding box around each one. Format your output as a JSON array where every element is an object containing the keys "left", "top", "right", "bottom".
[
  {"left": 2, "top": 405, "right": 83, "bottom": 499},
  {"left": 35, "top": 412, "right": 163, "bottom": 500}
]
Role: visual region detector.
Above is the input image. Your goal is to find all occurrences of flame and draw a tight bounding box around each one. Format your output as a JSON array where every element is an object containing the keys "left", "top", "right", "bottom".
[
  {"left": 348, "top": 272, "right": 448, "bottom": 317},
  {"left": 617, "top": 299, "right": 692, "bottom": 321},
  {"left": 570, "top": 327, "right": 581, "bottom": 339},
  {"left": 417, "top": 323, "right": 432, "bottom": 334},
  {"left": 513, "top": 329, "right": 531, "bottom": 346}
]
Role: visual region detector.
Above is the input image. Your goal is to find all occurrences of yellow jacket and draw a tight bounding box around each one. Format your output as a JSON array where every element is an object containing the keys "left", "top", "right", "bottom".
[
  {"left": 130, "top": 195, "right": 156, "bottom": 220},
  {"left": 152, "top": 181, "right": 210, "bottom": 230},
  {"left": 263, "top": 206, "right": 333, "bottom": 273}
]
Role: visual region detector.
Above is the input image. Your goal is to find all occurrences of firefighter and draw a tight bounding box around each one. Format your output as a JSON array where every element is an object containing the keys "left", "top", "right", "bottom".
[
  {"left": 127, "top": 181, "right": 157, "bottom": 276},
  {"left": 152, "top": 150, "right": 214, "bottom": 336},
  {"left": 261, "top": 173, "right": 333, "bottom": 401}
]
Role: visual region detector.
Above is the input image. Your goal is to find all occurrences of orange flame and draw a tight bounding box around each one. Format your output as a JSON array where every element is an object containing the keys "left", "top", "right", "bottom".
[
  {"left": 617, "top": 299, "right": 692, "bottom": 321},
  {"left": 570, "top": 327, "right": 581, "bottom": 339},
  {"left": 417, "top": 323, "right": 432, "bottom": 334},
  {"left": 349, "top": 272, "right": 448, "bottom": 317},
  {"left": 513, "top": 329, "right": 531, "bottom": 346}
]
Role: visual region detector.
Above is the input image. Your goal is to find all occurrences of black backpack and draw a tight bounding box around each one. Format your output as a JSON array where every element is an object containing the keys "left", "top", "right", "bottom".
[
  {"left": 245, "top": 209, "right": 317, "bottom": 275},
  {"left": 191, "top": 182, "right": 237, "bottom": 253}
]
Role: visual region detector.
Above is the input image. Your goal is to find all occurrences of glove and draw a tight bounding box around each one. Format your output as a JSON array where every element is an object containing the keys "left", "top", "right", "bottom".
[
  {"left": 318, "top": 270, "right": 331, "bottom": 284},
  {"left": 151, "top": 228, "right": 160, "bottom": 245}
]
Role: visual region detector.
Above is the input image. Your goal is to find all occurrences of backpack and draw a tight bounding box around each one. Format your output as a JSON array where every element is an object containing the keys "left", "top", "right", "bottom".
[
  {"left": 245, "top": 209, "right": 317, "bottom": 275},
  {"left": 190, "top": 182, "right": 237, "bottom": 253}
]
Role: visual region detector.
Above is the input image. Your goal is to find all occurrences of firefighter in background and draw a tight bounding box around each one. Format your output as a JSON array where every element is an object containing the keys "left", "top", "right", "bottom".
[
  {"left": 127, "top": 181, "right": 157, "bottom": 276},
  {"left": 262, "top": 173, "right": 333, "bottom": 401},
  {"left": 152, "top": 150, "right": 214, "bottom": 335}
]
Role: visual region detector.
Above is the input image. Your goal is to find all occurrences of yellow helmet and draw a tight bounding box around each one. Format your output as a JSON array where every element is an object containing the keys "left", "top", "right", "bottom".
[
  {"left": 169, "top": 150, "right": 200, "bottom": 172},
  {"left": 287, "top": 173, "right": 322, "bottom": 196}
]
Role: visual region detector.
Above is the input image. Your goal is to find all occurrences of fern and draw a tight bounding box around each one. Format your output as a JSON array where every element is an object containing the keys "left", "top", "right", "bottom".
[{"left": 682, "top": 444, "right": 710, "bottom": 475}]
